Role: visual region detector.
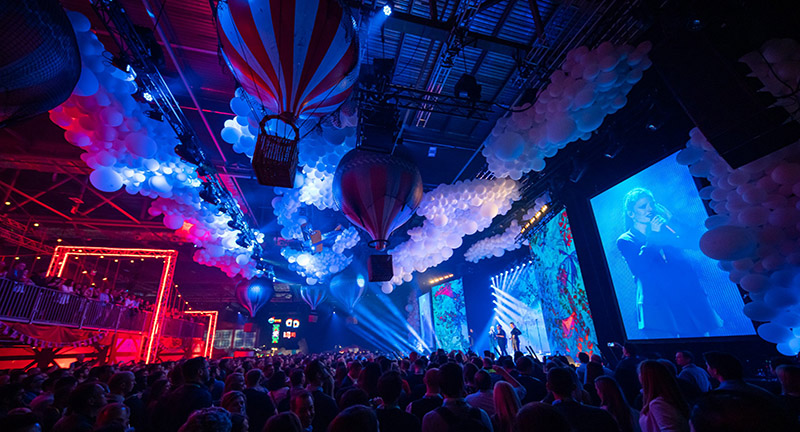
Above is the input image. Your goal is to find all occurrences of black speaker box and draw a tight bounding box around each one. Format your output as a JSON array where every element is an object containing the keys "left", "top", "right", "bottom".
[{"left": 368, "top": 254, "right": 393, "bottom": 282}]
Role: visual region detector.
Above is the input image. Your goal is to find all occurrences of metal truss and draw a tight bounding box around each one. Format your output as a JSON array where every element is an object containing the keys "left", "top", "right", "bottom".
[
  {"left": 88, "top": 0, "right": 264, "bottom": 258},
  {"left": 46, "top": 246, "right": 178, "bottom": 363},
  {"left": 357, "top": 83, "right": 494, "bottom": 121}
]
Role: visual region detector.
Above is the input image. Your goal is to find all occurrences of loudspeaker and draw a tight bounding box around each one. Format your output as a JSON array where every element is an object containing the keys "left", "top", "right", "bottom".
[
  {"left": 368, "top": 254, "right": 393, "bottom": 282},
  {"left": 308, "top": 313, "right": 318, "bottom": 323}
]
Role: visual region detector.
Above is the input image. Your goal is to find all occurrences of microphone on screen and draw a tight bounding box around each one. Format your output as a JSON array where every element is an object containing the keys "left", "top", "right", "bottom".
[{"left": 663, "top": 224, "right": 676, "bottom": 235}]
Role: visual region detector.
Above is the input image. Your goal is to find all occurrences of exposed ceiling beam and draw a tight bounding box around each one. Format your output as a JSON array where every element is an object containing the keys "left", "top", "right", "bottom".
[
  {"left": 384, "top": 10, "right": 528, "bottom": 57},
  {"left": 0, "top": 179, "right": 73, "bottom": 220},
  {"left": 0, "top": 154, "right": 91, "bottom": 175}
]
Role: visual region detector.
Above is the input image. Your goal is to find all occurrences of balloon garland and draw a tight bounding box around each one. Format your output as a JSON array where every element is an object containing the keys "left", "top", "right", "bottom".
[
  {"left": 464, "top": 192, "right": 550, "bottom": 263},
  {"left": 682, "top": 38, "right": 800, "bottom": 353},
  {"left": 382, "top": 178, "right": 521, "bottom": 291},
  {"left": 482, "top": 41, "right": 652, "bottom": 180},
  {"left": 50, "top": 11, "right": 261, "bottom": 278}
]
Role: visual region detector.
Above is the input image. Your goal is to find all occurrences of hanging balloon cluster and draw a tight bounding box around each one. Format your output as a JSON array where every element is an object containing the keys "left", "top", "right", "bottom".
[
  {"left": 49, "top": 11, "right": 261, "bottom": 279},
  {"left": 464, "top": 192, "right": 550, "bottom": 263},
  {"left": 482, "top": 41, "right": 652, "bottom": 179},
  {"left": 384, "top": 178, "right": 521, "bottom": 291},
  {"left": 215, "top": 0, "right": 363, "bottom": 284},
  {"left": 681, "top": 38, "right": 800, "bottom": 354}
]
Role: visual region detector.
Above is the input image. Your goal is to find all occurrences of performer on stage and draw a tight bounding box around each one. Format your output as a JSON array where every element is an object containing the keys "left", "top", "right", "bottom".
[
  {"left": 616, "top": 187, "right": 723, "bottom": 338},
  {"left": 489, "top": 326, "right": 498, "bottom": 354},
  {"left": 496, "top": 324, "right": 508, "bottom": 356},
  {"left": 509, "top": 322, "right": 522, "bottom": 353}
]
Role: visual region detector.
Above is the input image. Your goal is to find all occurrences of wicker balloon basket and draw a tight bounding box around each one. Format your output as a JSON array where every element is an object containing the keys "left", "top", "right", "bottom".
[{"left": 252, "top": 114, "right": 299, "bottom": 188}]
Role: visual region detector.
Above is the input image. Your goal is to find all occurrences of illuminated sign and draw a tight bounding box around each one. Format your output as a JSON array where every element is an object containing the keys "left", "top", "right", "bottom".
[
  {"left": 269, "top": 317, "right": 283, "bottom": 344},
  {"left": 285, "top": 319, "right": 300, "bottom": 328}
]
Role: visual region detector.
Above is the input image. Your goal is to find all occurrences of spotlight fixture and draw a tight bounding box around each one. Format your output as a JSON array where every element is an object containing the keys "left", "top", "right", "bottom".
[
  {"left": 145, "top": 110, "right": 163, "bottom": 121},
  {"left": 236, "top": 233, "right": 252, "bottom": 248},
  {"left": 4, "top": 201, "right": 10, "bottom": 206},
  {"left": 382, "top": 1, "right": 393, "bottom": 16},
  {"left": 33, "top": 223, "right": 39, "bottom": 227},
  {"left": 174, "top": 141, "right": 202, "bottom": 165},
  {"left": 199, "top": 183, "right": 220, "bottom": 205},
  {"left": 454, "top": 74, "right": 482, "bottom": 101},
  {"left": 142, "top": 91, "right": 154, "bottom": 102}
]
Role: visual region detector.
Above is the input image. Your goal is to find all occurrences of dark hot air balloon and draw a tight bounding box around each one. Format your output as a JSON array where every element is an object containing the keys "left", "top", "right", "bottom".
[
  {"left": 332, "top": 149, "right": 424, "bottom": 250},
  {"left": 235, "top": 278, "right": 274, "bottom": 317}
]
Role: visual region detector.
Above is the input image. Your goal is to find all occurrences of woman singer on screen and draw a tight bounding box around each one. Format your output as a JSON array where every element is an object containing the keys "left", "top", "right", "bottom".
[{"left": 616, "top": 188, "right": 722, "bottom": 338}]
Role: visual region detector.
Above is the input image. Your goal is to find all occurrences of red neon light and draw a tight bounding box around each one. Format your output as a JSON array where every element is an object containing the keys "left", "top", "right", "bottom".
[
  {"left": 185, "top": 310, "right": 218, "bottom": 357},
  {"left": 47, "top": 246, "right": 179, "bottom": 364}
]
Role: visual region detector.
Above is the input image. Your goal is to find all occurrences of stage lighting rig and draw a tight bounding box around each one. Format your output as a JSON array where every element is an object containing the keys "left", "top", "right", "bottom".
[
  {"left": 90, "top": 0, "right": 265, "bottom": 268},
  {"left": 382, "top": 1, "right": 393, "bottom": 16}
]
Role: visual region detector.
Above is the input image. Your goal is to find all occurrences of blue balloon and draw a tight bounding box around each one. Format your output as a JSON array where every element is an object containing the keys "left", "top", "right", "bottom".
[{"left": 236, "top": 278, "right": 274, "bottom": 317}]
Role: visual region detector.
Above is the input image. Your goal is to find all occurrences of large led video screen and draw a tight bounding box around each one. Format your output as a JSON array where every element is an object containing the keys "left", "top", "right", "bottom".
[
  {"left": 431, "top": 279, "right": 470, "bottom": 352},
  {"left": 590, "top": 152, "right": 755, "bottom": 340},
  {"left": 418, "top": 292, "right": 435, "bottom": 352},
  {"left": 528, "top": 209, "right": 599, "bottom": 357}
]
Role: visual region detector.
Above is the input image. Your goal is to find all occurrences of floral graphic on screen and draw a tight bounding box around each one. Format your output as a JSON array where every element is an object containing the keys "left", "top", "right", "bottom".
[
  {"left": 431, "top": 279, "right": 470, "bottom": 352},
  {"left": 529, "top": 209, "right": 598, "bottom": 357}
]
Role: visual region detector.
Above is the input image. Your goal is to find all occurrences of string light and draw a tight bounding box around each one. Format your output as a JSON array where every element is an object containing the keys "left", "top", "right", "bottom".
[
  {"left": 428, "top": 273, "right": 454, "bottom": 285},
  {"left": 33, "top": 223, "right": 39, "bottom": 227},
  {"left": 57, "top": 239, "right": 63, "bottom": 243}
]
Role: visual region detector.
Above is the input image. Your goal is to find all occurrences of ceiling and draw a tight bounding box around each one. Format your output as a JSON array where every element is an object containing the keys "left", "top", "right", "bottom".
[{"left": 0, "top": 0, "right": 656, "bottom": 306}]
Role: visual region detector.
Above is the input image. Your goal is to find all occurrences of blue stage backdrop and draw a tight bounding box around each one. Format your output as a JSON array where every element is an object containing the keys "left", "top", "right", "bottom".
[
  {"left": 431, "top": 279, "right": 471, "bottom": 352},
  {"left": 490, "top": 264, "right": 551, "bottom": 355},
  {"left": 590, "top": 152, "right": 755, "bottom": 340},
  {"left": 528, "top": 209, "right": 599, "bottom": 358}
]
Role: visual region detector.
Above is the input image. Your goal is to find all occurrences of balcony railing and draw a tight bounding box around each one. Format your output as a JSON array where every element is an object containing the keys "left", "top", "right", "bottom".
[{"left": 0, "top": 278, "right": 205, "bottom": 338}]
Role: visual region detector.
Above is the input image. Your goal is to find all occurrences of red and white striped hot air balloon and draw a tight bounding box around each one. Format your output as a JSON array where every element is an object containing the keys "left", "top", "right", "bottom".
[{"left": 215, "top": 0, "right": 360, "bottom": 120}]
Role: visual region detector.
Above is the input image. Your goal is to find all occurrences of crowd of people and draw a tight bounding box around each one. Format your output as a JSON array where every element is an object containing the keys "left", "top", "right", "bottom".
[{"left": 0, "top": 344, "right": 797, "bottom": 432}]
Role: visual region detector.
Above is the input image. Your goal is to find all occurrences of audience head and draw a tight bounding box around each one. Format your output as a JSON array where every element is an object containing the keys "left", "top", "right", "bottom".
[
  {"left": 690, "top": 391, "right": 795, "bottom": 432},
  {"left": 703, "top": 351, "right": 743, "bottom": 381},
  {"left": 229, "top": 413, "right": 247, "bottom": 432},
  {"left": 347, "top": 361, "right": 362, "bottom": 379},
  {"left": 67, "top": 382, "right": 107, "bottom": 416},
  {"left": 178, "top": 407, "right": 232, "bottom": 432},
  {"left": 263, "top": 412, "right": 302, "bottom": 432},
  {"left": 328, "top": 405, "right": 379, "bottom": 432},
  {"left": 289, "top": 369, "right": 305, "bottom": 388},
  {"left": 220, "top": 391, "right": 245, "bottom": 414},
  {"left": 439, "top": 362, "right": 465, "bottom": 398},
  {"left": 290, "top": 390, "right": 314, "bottom": 429},
  {"left": 5, "top": 411, "right": 41, "bottom": 432},
  {"left": 474, "top": 370, "right": 492, "bottom": 392},
  {"left": 776, "top": 364, "right": 800, "bottom": 395},
  {"left": 108, "top": 371, "right": 135, "bottom": 396},
  {"left": 546, "top": 367, "right": 576, "bottom": 399},
  {"left": 304, "top": 360, "right": 325, "bottom": 386},
  {"left": 224, "top": 373, "right": 244, "bottom": 393},
  {"left": 244, "top": 369, "right": 262, "bottom": 388},
  {"left": 266, "top": 370, "right": 286, "bottom": 392},
  {"left": 638, "top": 360, "right": 688, "bottom": 416},
  {"left": 578, "top": 352, "right": 590, "bottom": 364},
  {"left": 182, "top": 357, "right": 209, "bottom": 384},
  {"left": 494, "top": 381, "right": 521, "bottom": 421},
  {"left": 338, "top": 388, "right": 370, "bottom": 410},
  {"left": 376, "top": 371, "right": 403, "bottom": 406},
  {"left": 675, "top": 350, "right": 694, "bottom": 367},
  {"left": 423, "top": 368, "right": 440, "bottom": 394},
  {"left": 515, "top": 402, "right": 570, "bottom": 432},
  {"left": 96, "top": 403, "right": 130, "bottom": 430}
]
